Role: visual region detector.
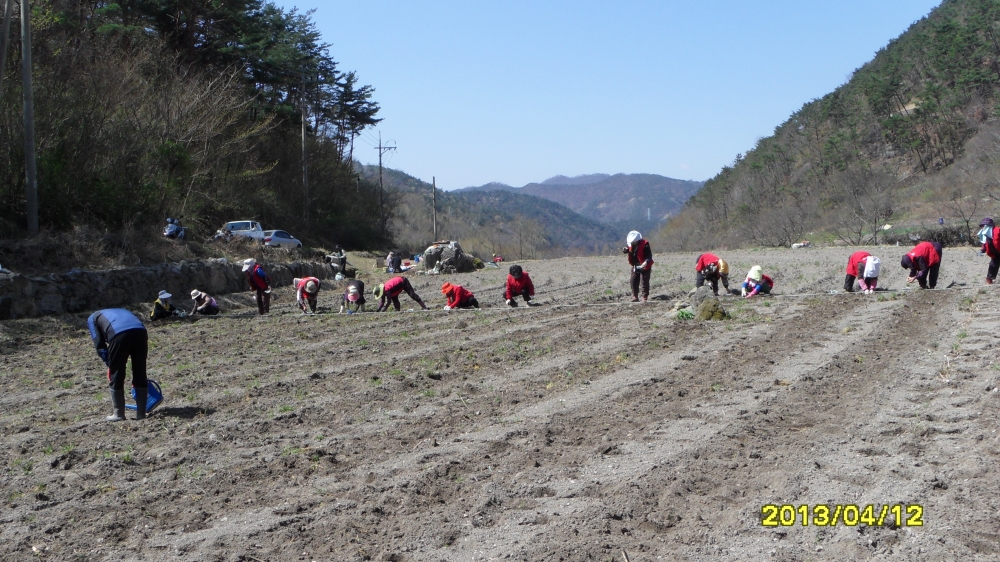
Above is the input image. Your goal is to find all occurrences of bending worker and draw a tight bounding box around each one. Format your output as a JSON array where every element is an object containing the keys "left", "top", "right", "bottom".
[
  {"left": 295, "top": 276, "right": 321, "bottom": 314},
  {"left": 505, "top": 265, "right": 535, "bottom": 307},
  {"left": 844, "top": 251, "right": 881, "bottom": 294},
  {"left": 88, "top": 308, "right": 149, "bottom": 421},
  {"left": 742, "top": 265, "right": 774, "bottom": 298},
  {"left": 243, "top": 258, "right": 272, "bottom": 314},
  {"left": 695, "top": 253, "right": 731, "bottom": 296},
  {"left": 150, "top": 290, "right": 178, "bottom": 320},
  {"left": 978, "top": 217, "right": 1000, "bottom": 285},
  {"left": 340, "top": 279, "right": 366, "bottom": 313},
  {"left": 442, "top": 282, "right": 480, "bottom": 309},
  {"left": 374, "top": 276, "right": 429, "bottom": 312},
  {"left": 623, "top": 230, "right": 654, "bottom": 302},
  {"left": 901, "top": 240, "right": 942, "bottom": 289}
]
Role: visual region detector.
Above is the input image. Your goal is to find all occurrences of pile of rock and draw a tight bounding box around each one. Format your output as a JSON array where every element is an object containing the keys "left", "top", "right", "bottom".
[
  {"left": 667, "top": 286, "right": 728, "bottom": 321},
  {"left": 422, "top": 241, "right": 476, "bottom": 274}
]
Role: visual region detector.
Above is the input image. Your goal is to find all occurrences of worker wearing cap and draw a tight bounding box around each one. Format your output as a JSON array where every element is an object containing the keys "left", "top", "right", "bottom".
[
  {"left": 88, "top": 308, "right": 149, "bottom": 421},
  {"left": 442, "top": 282, "right": 480, "bottom": 310},
  {"left": 243, "top": 258, "right": 272, "bottom": 314},
  {"left": 189, "top": 289, "right": 219, "bottom": 315},
  {"left": 340, "top": 279, "right": 366, "bottom": 313},
  {"left": 901, "top": 240, "right": 942, "bottom": 289},
  {"left": 978, "top": 217, "right": 1000, "bottom": 285},
  {"left": 295, "top": 277, "right": 321, "bottom": 314},
  {"left": 741, "top": 265, "right": 774, "bottom": 298},
  {"left": 374, "top": 276, "right": 428, "bottom": 312},
  {"left": 150, "top": 290, "right": 178, "bottom": 321},
  {"left": 505, "top": 264, "right": 535, "bottom": 307},
  {"left": 695, "top": 253, "right": 731, "bottom": 296},
  {"left": 844, "top": 251, "right": 881, "bottom": 294},
  {"left": 333, "top": 245, "right": 347, "bottom": 272},
  {"left": 623, "top": 231, "right": 654, "bottom": 302}
]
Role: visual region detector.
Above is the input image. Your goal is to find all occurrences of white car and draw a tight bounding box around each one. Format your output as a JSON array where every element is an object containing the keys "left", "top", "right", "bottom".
[
  {"left": 263, "top": 230, "right": 302, "bottom": 249},
  {"left": 217, "top": 220, "right": 265, "bottom": 241}
]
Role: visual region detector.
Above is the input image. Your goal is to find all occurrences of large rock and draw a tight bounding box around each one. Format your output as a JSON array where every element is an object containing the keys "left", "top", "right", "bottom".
[
  {"left": 691, "top": 286, "right": 728, "bottom": 321},
  {"left": 423, "top": 241, "right": 476, "bottom": 273}
]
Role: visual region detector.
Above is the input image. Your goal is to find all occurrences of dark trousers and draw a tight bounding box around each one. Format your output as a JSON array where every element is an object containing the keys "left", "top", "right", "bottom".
[
  {"left": 300, "top": 296, "right": 317, "bottom": 312},
  {"left": 507, "top": 289, "right": 532, "bottom": 303},
  {"left": 631, "top": 267, "right": 651, "bottom": 298},
  {"left": 696, "top": 271, "right": 727, "bottom": 295},
  {"left": 989, "top": 257, "right": 1000, "bottom": 281},
  {"left": 195, "top": 305, "right": 219, "bottom": 315},
  {"left": 108, "top": 330, "right": 148, "bottom": 391},
  {"left": 925, "top": 264, "right": 940, "bottom": 289},
  {"left": 457, "top": 296, "right": 480, "bottom": 309},
  {"left": 844, "top": 274, "right": 856, "bottom": 292},
  {"left": 254, "top": 289, "right": 271, "bottom": 314},
  {"left": 388, "top": 278, "right": 424, "bottom": 311}
]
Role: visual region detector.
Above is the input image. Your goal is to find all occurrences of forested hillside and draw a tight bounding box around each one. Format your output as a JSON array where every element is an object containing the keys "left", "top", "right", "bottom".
[
  {"left": 660, "top": 0, "right": 1000, "bottom": 250},
  {"left": 0, "top": 0, "right": 385, "bottom": 247},
  {"left": 357, "top": 165, "right": 621, "bottom": 259}
]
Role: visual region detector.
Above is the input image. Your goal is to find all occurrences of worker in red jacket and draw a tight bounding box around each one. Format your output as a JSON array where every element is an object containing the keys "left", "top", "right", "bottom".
[
  {"left": 295, "top": 277, "right": 321, "bottom": 314},
  {"left": 844, "top": 251, "right": 880, "bottom": 293},
  {"left": 374, "top": 276, "right": 428, "bottom": 312},
  {"left": 978, "top": 217, "right": 1000, "bottom": 284},
  {"left": 623, "top": 230, "right": 654, "bottom": 302},
  {"left": 695, "top": 252, "right": 730, "bottom": 296},
  {"left": 243, "top": 258, "right": 272, "bottom": 314},
  {"left": 901, "top": 240, "right": 943, "bottom": 289},
  {"left": 441, "top": 282, "right": 480, "bottom": 309},
  {"left": 505, "top": 264, "right": 535, "bottom": 307}
]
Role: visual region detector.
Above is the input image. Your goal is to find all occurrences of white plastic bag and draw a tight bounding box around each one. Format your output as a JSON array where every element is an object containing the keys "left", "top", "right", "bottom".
[{"left": 863, "top": 256, "right": 881, "bottom": 279}]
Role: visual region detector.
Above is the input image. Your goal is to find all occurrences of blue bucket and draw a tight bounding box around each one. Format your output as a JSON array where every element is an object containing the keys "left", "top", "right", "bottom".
[{"left": 126, "top": 380, "right": 164, "bottom": 412}]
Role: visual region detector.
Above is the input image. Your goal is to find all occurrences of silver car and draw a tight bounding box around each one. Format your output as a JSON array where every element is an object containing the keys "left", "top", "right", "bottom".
[{"left": 263, "top": 230, "right": 302, "bottom": 249}]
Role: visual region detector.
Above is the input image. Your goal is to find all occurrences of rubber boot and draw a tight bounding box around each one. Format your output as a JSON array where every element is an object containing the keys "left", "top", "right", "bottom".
[
  {"left": 106, "top": 388, "right": 126, "bottom": 421},
  {"left": 134, "top": 387, "right": 148, "bottom": 420}
]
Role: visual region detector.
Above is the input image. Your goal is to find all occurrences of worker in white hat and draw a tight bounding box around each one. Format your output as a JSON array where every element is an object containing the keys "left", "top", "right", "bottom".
[
  {"left": 243, "top": 258, "right": 272, "bottom": 314},
  {"left": 189, "top": 289, "right": 219, "bottom": 315},
  {"left": 149, "top": 290, "right": 178, "bottom": 321},
  {"left": 295, "top": 276, "right": 321, "bottom": 314},
  {"left": 622, "top": 231, "right": 654, "bottom": 302}
]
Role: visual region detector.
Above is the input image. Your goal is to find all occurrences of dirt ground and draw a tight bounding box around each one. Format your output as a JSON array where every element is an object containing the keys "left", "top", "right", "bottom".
[{"left": 2, "top": 245, "right": 1000, "bottom": 561}]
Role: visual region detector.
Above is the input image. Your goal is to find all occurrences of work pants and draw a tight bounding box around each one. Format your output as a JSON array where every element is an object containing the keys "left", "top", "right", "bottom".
[
  {"left": 631, "top": 267, "right": 651, "bottom": 298},
  {"left": 989, "top": 256, "right": 1000, "bottom": 281},
  {"left": 255, "top": 289, "right": 271, "bottom": 314},
  {"left": 388, "top": 279, "right": 424, "bottom": 311},
  {"left": 696, "top": 271, "right": 727, "bottom": 295},
  {"left": 107, "top": 330, "right": 148, "bottom": 391}
]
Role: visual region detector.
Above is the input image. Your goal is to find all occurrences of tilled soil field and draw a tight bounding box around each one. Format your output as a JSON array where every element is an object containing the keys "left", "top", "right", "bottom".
[{"left": 2, "top": 246, "right": 1000, "bottom": 561}]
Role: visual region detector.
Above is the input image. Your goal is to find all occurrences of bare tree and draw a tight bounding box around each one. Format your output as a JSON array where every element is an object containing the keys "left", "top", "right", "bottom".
[{"left": 830, "top": 166, "right": 896, "bottom": 245}]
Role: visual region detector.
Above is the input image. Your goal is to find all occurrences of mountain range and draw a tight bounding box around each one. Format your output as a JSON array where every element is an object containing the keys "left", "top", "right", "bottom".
[{"left": 458, "top": 173, "right": 703, "bottom": 231}]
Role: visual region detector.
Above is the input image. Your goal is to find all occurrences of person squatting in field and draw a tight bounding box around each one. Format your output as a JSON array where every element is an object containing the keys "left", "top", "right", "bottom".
[
  {"left": 374, "top": 276, "right": 428, "bottom": 312},
  {"left": 902, "top": 240, "right": 943, "bottom": 289},
  {"left": 150, "top": 290, "right": 178, "bottom": 321},
  {"left": 88, "top": 308, "right": 149, "bottom": 421},
  {"left": 695, "top": 252, "right": 731, "bottom": 296},
  {"left": 978, "top": 217, "right": 1000, "bottom": 285},
  {"left": 441, "top": 282, "right": 480, "bottom": 309},
  {"left": 243, "top": 258, "right": 272, "bottom": 314},
  {"left": 340, "top": 279, "right": 366, "bottom": 313},
  {"left": 623, "top": 231, "right": 654, "bottom": 302},
  {"left": 190, "top": 290, "right": 219, "bottom": 315},
  {"left": 742, "top": 265, "right": 774, "bottom": 298},
  {"left": 505, "top": 264, "right": 535, "bottom": 307},
  {"left": 844, "top": 251, "right": 881, "bottom": 294},
  {"left": 295, "top": 277, "right": 321, "bottom": 314}
]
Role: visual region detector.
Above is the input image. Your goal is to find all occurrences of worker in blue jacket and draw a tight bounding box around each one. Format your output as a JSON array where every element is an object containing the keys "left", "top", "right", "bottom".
[{"left": 87, "top": 309, "right": 149, "bottom": 421}]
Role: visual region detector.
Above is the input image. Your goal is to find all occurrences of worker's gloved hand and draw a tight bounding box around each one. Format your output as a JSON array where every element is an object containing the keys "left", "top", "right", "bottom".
[
  {"left": 97, "top": 349, "right": 109, "bottom": 365},
  {"left": 642, "top": 260, "right": 651, "bottom": 271},
  {"left": 506, "top": 299, "right": 513, "bottom": 306},
  {"left": 443, "top": 305, "right": 451, "bottom": 310},
  {"left": 740, "top": 288, "right": 747, "bottom": 297},
  {"left": 621, "top": 246, "right": 629, "bottom": 254}
]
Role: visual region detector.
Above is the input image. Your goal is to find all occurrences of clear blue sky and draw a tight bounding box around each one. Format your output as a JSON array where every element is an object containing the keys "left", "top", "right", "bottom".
[{"left": 274, "top": 1, "right": 942, "bottom": 190}]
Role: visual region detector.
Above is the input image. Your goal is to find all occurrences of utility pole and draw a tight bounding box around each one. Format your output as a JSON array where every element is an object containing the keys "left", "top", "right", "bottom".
[
  {"left": 0, "top": 0, "right": 14, "bottom": 94},
  {"left": 432, "top": 176, "right": 437, "bottom": 241},
  {"left": 300, "top": 76, "right": 309, "bottom": 226},
  {"left": 22, "top": 0, "right": 38, "bottom": 235},
  {"left": 374, "top": 132, "right": 396, "bottom": 238}
]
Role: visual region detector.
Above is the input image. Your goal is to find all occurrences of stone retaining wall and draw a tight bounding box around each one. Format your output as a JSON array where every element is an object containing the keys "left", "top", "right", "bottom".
[{"left": 0, "top": 259, "right": 337, "bottom": 320}]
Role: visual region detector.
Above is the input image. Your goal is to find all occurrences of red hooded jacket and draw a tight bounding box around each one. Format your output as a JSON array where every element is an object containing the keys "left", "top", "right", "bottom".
[
  {"left": 695, "top": 253, "right": 720, "bottom": 272},
  {"left": 246, "top": 264, "right": 270, "bottom": 291},
  {"left": 383, "top": 276, "right": 408, "bottom": 299},
  {"left": 983, "top": 227, "right": 1000, "bottom": 259},
  {"left": 907, "top": 241, "right": 941, "bottom": 270},
  {"left": 627, "top": 239, "right": 654, "bottom": 268},
  {"left": 846, "top": 251, "right": 871, "bottom": 277},
  {"left": 443, "top": 284, "right": 475, "bottom": 308},
  {"left": 505, "top": 272, "right": 535, "bottom": 300}
]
